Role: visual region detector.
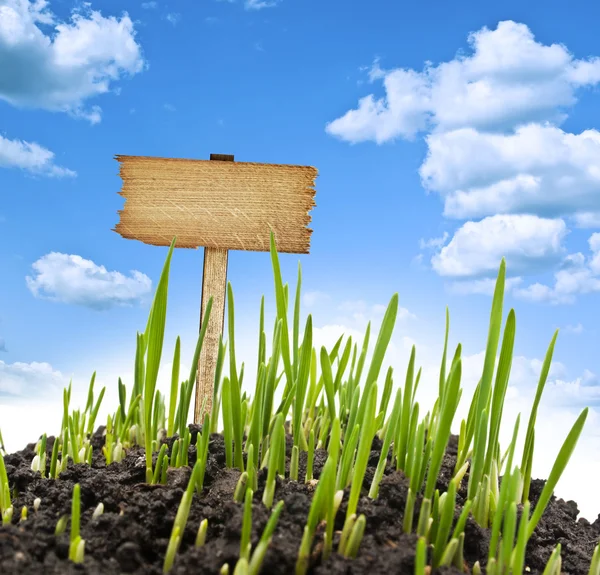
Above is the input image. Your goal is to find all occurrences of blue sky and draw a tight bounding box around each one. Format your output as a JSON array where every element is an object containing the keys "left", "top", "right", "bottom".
[{"left": 1, "top": 0, "right": 600, "bottom": 516}]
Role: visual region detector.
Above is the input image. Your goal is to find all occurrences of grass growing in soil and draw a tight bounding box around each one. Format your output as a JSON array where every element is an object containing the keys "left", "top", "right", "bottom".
[{"left": 0, "top": 231, "right": 599, "bottom": 575}]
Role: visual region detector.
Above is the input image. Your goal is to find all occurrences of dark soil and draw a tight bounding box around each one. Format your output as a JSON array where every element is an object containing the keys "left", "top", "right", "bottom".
[{"left": 0, "top": 428, "right": 598, "bottom": 574}]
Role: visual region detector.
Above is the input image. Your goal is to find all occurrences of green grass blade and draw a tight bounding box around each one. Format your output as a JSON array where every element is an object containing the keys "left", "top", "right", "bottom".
[
  {"left": 269, "top": 231, "right": 293, "bottom": 394},
  {"left": 527, "top": 408, "right": 588, "bottom": 539},
  {"left": 144, "top": 238, "right": 177, "bottom": 482},
  {"left": 469, "top": 258, "right": 506, "bottom": 500},
  {"left": 356, "top": 294, "right": 398, "bottom": 428},
  {"left": 521, "top": 329, "right": 559, "bottom": 503},
  {"left": 167, "top": 336, "right": 181, "bottom": 437}
]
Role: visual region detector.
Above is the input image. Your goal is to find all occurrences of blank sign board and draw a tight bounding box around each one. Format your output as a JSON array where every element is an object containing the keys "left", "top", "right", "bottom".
[{"left": 113, "top": 155, "right": 318, "bottom": 253}]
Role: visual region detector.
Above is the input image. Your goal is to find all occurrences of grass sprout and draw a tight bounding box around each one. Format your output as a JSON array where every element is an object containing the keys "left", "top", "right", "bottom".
[
  {"left": 195, "top": 518, "right": 208, "bottom": 547},
  {"left": 0, "top": 450, "right": 12, "bottom": 525},
  {"left": 69, "top": 483, "right": 85, "bottom": 563},
  {"left": 163, "top": 456, "right": 205, "bottom": 573},
  {"left": 234, "top": 490, "right": 283, "bottom": 575}
]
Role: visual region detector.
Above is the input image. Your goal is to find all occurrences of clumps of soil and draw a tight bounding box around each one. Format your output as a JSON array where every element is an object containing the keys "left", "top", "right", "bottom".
[{"left": 0, "top": 429, "right": 598, "bottom": 574}]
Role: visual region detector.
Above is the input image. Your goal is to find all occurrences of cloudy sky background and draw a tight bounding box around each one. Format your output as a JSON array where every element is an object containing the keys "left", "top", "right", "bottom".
[{"left": 1, "top": 0, "right": 600, "bottom": 519}]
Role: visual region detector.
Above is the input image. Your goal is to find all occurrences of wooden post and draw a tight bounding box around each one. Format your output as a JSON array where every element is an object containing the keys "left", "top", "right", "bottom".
[{"left": 194, "top": 154, "right": 234, "bottom": 423}]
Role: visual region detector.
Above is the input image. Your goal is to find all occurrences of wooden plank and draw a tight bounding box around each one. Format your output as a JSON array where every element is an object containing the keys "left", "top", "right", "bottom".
[{"left": 113, "top": 154, "right": 317, "bottom": 253}]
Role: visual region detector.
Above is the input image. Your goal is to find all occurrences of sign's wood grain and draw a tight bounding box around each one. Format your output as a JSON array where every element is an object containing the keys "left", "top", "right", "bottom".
[
  {"left": 113, "top": 155, "right": 317, "bottom": 253},
  {"left": 196, "top": 246, "right": 228, "bottom": 423}
]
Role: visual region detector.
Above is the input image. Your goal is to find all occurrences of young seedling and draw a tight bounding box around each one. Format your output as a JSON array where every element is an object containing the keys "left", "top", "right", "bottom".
[
  {"left": 163, "top": 457, "right": 205, "bottom": 573},
  {"left": 233, "top": 492, "right": 284, "bottom": 575},
  {"left": 339, "top": 384, "right": 378, "bottom": 556},
  {"left": 369, "top": 386, "right": 402, "bottom": 498},
  {"left": 296, "top": 457, "right": 335, "bottom": 575},
  {"left": 290, "top": 314, "right": 313, "bottom": 481},
  {"left": 0, "top": 450, "right": 12, "bottom": 525},
  {"left": 262, "top": 413, "right": 285, "bottom": 509},
  {"left": 69, "top": 484, "right": 85, "bottom": 564},
  {"left": 196, "top": 518, "right": 208, "bottom": 547}
]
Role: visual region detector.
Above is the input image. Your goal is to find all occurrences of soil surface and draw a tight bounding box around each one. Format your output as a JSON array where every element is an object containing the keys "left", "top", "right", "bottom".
[{"left": 0, "top": 428, "right": 598, "bottom": 574}]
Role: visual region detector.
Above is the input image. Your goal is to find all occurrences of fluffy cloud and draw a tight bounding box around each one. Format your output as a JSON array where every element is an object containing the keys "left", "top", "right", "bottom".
[
  {"left": 326, "top": 21, "right": 600, "bottom": 298},
  {"left": 513, "top": 233, "right": 600, "bottom": 304},
  {"left": 420, "top": 124, "right": 600, "bottom": 220},
  {"left": 544, "top": 370, "right": 600, "bottom": 407},
  {"left": 26, "top": 253, "right": 152, "bottom": 309},
  {"left": 448, "top": 276, "right": 524, "bottom": 296},
  {"left": 574, "top": 212, "right": 600, "bottom": 228},
  {"left": 419, "top": 232, "right": 449, "bottom": 250},
  {"left": 0, "top": 133, "right": 75, "bottom": 176},
  {"left": 326, "top": 21, "right": 600, "bottom": 142},
  {"left": 337, "top": 298, "right": 416, "bottom": 327},
  {"left": 431, "top": 215, "right": 567, "bottom": 277},
  {"left": 0, "top": 1, "right": 145, "bottom": 123},
  {"left": 245, "top": 0, "right": 279, "bottom": 9},
  {"left": 165, "top": 13, "right": 180, "bottom": 25},
  {"left": 565, "top": 323, "right": 584, "bottom": 334},
  {"left": 0, "top": 359, "right": 66, "bottom": 399},
  {"left": 326, "top": 67, "right": 431, "bottom": 143}
]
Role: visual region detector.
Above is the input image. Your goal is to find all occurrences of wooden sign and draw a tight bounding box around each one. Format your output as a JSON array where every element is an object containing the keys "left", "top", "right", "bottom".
[{"left": 114, "top": 153, "right": 318, "bottom": 424}]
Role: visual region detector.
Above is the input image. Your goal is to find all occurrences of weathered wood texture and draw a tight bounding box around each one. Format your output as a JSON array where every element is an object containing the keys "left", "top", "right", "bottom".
[{"left": 113, "top": 154, "right": 317, "bottom": 253}]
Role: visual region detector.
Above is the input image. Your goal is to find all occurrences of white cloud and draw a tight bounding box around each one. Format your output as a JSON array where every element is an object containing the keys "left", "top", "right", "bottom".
[
  {"left": 311, "top": 324, "right": 365, "bottom": 357},
  {"left": 26, "top": 253, "right": 152, "bottom": 309},
  {"left": 514, "top": 233, "right": 600, "bottom": 304},
  {"left": 431, "top": 215, "right": 567, "bottom": 278},
  {"left": 545, "top": 371, "right": 600, "bottom": 407},
  {"left": 0, "top": 133, "right": 76, "bottom": 177},
  {"left": 326, "top": 68, "right": 431, "bottom": 143},
  {"left": 326, "top": 21, "right": 600, "bottom": 143},
  {"left": 141, "top": 1, "right": 157, "bottom": 8},
  {"left": 419, "top": 232, "right": 449, "bottom": 250},
  {"left": 448, "top": 276, "right": 524, "bottom": 296},
  {"left": 337, "top": 299, "right": 416, "bottom": 326},
  {"left": 245, "top": 0, "right": 279, "bottom": 9},
  {"left": 0, "top": 361, "right": 115, "bottom": 453},
  {"left": 565, "top": 323, "right": 584, "bottom": 334},
  {"left": 165, "top": 13, "right": 180, "bottom": 25},
  {"left": 0, "top": 1, "right": 145, "bottom": 123},
  {"left": 574, "top": 212, "right": 600, "bottom": 228},
  {"left": 420, "top": 124, "right": 600, "bottom": 220},
  {"left": 0, "top": 359, "right": 66, "bottom": 399}
]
